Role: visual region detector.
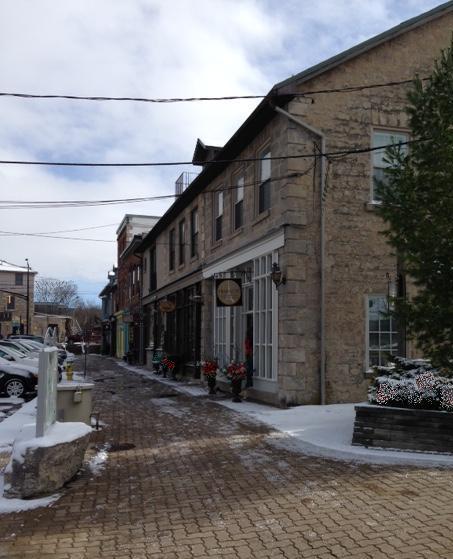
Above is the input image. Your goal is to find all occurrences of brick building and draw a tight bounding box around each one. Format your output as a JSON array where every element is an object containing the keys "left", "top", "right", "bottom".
[
  {"left": 114, "top": 215, "right": 159, "bottom": 361},
  {"left": 138, "top": 2, "right": 453, "bottom": 405},
  {"left": 0, "top": 260, "right": 36, "bottom": 337}
]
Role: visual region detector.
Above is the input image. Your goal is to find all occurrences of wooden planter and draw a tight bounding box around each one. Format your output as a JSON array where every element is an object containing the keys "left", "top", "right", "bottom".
[{"left": 352, "top": 404, "right": 453, "bottom": 453}]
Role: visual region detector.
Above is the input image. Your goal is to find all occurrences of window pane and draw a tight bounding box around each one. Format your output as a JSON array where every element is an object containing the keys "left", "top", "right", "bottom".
[
  {"left": 380, "top": 333, "right": 392, "bottom": 350},
  {"left": 234, "top": 200, "right": 243, "bottom": 229},
  {"left": 267, "top": 346, "right": 273, "bottom": 378},
  {"left": 369, "top": 351, "right": 380, "bottom": 366},
  {"left": 260, "top": 151, "right": 271, "bottom": 181},
  {"left": 259, "top": 180, "right": 271, "bottom": 213},
  {"left": 369, "top": 333, "right": 379, "bottom": 349},
  {"left": 217, "top": 191, "right": 223, "bottom": 216},
  {"left": 236, "top": 177, "right": 244, "bottom": 201}
]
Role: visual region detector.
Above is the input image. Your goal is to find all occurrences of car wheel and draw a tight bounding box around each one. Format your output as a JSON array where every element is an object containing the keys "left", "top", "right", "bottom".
[{"left": 4, "top": 378, "right": 26, "bottom": 398}]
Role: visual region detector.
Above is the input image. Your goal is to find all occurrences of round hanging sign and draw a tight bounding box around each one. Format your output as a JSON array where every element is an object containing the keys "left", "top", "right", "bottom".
[{"left": 159, "top": 299, "right": 176, "bottom": 313}]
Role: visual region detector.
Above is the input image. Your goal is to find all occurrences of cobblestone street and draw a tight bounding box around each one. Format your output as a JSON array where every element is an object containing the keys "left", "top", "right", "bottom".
[{"left": 1, "top": 356, "right": 453, "bottom": 558}]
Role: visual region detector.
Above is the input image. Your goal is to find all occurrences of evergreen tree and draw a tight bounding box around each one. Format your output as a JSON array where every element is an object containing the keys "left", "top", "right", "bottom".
[{"left": 378, "top": 40, "right": 453, "bottom": 371}]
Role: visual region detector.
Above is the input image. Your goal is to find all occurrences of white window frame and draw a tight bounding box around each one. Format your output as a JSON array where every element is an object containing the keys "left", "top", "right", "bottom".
[
  {"left": 371, "top": 129, "right": 408, "bottom": 203},
  {"left": 233, "top": 175, "right": 244, "bottom": 230},
  {"left": 214, "top": 189, "right": 224, "bottom": 242},
  {"left": 258, "top": 147, "right": 271, "bottom": 214},
  {"left": 213, "top": 251, "right": 278, "bottom": 383},
  {"left": 365, "top": 294, "right": 399, "bottom": 370}
]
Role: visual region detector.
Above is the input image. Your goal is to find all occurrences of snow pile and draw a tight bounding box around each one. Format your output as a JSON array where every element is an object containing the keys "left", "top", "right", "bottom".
[
  {"left": 87, "top": 443, "right": 110, "bottom": 475},
  {"left": 9, "top": 421, "right": 92, "bottom": 465},
  {"left": 0, "top": 475, "right": 59, "bottom": 514},
  {"left": 216, "top": 399, "right": 453, "bottom": 467},
  {"left": 368, "top": 357, "right": 453, "bottom": 411}
]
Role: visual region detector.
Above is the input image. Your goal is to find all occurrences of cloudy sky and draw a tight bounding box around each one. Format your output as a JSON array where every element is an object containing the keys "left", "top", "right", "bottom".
[{"left": 0, "top": 0, "right": 443, "bottom": 301}]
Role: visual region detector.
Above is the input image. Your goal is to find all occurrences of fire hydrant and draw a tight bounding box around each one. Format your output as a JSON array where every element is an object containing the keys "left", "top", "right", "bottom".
[{"left": 66, "top": 363, "right": 74, "bottom": 382}]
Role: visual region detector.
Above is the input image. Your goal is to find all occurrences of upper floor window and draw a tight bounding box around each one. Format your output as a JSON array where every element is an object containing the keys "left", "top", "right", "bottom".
[
  {"left": 258, "top": 149, "right": 271, "bottom": 213},
  {"left": 169, "top": 229, "right": 175, "bottom": 271},
  {"left": 234, "top": 176, "right": 244, "bottom": 230},
  {"left": 6, "top": 296, "right": 15, "bottom": 310},
  {"left": 367, "top": 295, "right": 398, "bottom": 368},
  {"left": 15, "top": 273, "right": 23, "bottom": 286},
  {"left": 372, "top": 130, "right": 408, "bottom": 202},
  {"left": 178, "top": 219, "right": 185, "bottom": 266},
  {"left": 214, "top": 189, "right": 224, "bottom": 241},
  {"left": 190, "top": 207, "right": 199, "bottom": 258},
  {"left": 149, "top": 246, "right": 157, "bottom": 292}
]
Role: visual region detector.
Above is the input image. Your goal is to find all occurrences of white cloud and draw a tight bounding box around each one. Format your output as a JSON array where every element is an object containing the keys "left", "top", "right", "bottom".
[{"left": 0, "top": 0, "right": 443, "bottom": 297}]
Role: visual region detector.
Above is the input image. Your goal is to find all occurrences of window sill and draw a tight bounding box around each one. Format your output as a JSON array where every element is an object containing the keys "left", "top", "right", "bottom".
[
  {"left": 211, "top": 239, "right": 223, "bottom": 250},
  {"left": 229, "top": 227, "right": 244, "bottom": 240},
  {"left": 253, "top": 209, "right": 270, "bottom": 226},
  {"left": 190, "top": 254, "right": 198, "bottom": 263},
  {"left": 365, "top": 201, "right": 382, "bottom": 212},
  {"left": 364, "top": 368, "right": 378, "bottom": 379}
]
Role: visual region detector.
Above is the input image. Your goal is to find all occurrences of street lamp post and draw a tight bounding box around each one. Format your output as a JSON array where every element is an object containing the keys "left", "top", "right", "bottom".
[{"left": 25, "top": 258, "right": 30, "bottom": 335}]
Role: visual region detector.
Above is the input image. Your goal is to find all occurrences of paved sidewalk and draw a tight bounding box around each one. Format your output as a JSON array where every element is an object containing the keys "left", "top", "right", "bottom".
[{"left": 1, "top": 356, "right": 453, "bottom": 558}]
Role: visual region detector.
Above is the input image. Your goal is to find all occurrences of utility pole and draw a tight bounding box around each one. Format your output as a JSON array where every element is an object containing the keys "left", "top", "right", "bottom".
[{"left": 25, "top": 258, "right": 30, "bottom": 335}]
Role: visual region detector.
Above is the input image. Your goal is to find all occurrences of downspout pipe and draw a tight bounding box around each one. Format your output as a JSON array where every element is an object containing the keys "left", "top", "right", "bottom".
[{"left": 272, "top": 105, "right": 327, "bottom": 405}]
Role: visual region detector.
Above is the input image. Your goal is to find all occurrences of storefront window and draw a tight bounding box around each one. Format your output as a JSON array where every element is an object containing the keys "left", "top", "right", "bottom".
[{"left": 213, "top": 254, "right": 277, "bottom": 380}]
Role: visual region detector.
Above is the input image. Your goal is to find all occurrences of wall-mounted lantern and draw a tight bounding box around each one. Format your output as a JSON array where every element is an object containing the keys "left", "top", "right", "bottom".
[{"left": 271, "top": 263, "right": 286, "bottom": 288}]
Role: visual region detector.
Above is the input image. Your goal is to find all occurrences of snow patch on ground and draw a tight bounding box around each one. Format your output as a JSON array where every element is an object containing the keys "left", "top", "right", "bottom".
[
  {"left": 216, "top": 400, "right": 453, "bottom": 467},
  {"left": 115, "top": 359, "right": 453, "bottom": 467},
  {"left": 0, "top": 475, "right": 59, "bottom": 514},
  {"left": 87, "top": 444, "right": 110, "bottom": 475},
  {"left": 10, "top": 421, "right": 92, "bottom": 465},
  {"left": 151, "top": 398, "right": 189, "bottom": 418}
]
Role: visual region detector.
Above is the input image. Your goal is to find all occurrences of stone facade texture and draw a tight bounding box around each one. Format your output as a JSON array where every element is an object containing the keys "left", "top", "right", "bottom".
[{"left": 139, "top": 9, "right": 453, "bottom": 404}]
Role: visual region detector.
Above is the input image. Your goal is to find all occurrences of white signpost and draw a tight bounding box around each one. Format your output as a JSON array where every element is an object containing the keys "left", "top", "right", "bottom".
[{"left": 36, "top": 347, "right": 59, "bottom": 437}]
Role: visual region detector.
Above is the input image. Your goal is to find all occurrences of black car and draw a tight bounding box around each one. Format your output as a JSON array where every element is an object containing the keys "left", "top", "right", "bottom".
[{"left": 0, "top": 363, "right": 38, "bottom": 398}]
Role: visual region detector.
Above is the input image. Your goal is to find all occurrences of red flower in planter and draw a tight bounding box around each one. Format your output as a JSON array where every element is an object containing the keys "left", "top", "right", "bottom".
[
  {"left": 201, "top": 360, "right": 218, "bottom": 378},
  {"left": 226, "top": 361, "right": 246, "bottom": 381}
]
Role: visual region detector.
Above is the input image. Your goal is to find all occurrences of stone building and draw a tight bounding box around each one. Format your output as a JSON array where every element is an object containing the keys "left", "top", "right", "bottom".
[
  {"left": 0, "top": 260, "right": 36, "bottom": 337},
  {"left": 138, "top": 2, "right": 453, "bottom": 405}
]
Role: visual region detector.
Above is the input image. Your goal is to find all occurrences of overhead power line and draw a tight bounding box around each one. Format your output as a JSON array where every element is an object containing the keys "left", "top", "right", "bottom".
[
  {"left": 0, "top": 167, "right": 315, "bottom": 210},
  {"left": 0, "top": 231, "right": 115, "bottom": 242},
  {"left": 0, "top": 77, "right": 429, "bottom": 104},
  {"left": 0, "top": 137, "right": 422, "bottom": 169}
]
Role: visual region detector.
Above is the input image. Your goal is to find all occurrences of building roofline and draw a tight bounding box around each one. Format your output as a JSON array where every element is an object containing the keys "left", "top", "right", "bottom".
[
  {"left": 273, "top": 1, "right": 453, "bottom": 93},
  {"left": 137, "top": 1, "right": 453, "bottom": 253},
  {"left": 116, "top": 214, "right": 161, "bottom": 236}
]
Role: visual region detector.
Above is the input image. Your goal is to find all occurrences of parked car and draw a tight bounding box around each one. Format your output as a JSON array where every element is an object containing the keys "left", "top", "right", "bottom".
[
  {"left": 0, "top": 345, "right": 39, "bottom": 368},
  {"left": 0, "top": 355, "right": 38, "bottom": 375},
  {"left": 8, "top": 334, "right": 44, "bottom": 344},
  {"left": 0, "top": 362, "right": 38, "bottom": 397}
]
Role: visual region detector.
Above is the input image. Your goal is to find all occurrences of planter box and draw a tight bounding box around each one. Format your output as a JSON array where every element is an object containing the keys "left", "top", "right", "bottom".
[{"left": 352, "top": 404, "right": 453, "bottom": 453}]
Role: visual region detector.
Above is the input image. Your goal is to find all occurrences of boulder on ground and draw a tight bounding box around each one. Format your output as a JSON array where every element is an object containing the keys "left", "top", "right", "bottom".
[{"left": 4, "top": 421, "right": 91, "bottom": 499}]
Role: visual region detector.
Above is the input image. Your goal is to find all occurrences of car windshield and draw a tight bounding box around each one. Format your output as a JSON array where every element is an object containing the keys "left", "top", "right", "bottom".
[
  {"left": 15, "top": 341, "right": 38, "bottom": 352},
  {"left": 0, "top": 344, "right": 28, "bottom": 357},
  {"left": 0, "top": 342, "right": 28, "bottom": 355}
]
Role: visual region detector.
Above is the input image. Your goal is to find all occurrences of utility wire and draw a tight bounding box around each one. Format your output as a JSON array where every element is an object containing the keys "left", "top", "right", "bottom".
[
  {"left": 0, "top": 137, "right": 422, "bottom": 168},
  {"left": 0, "top": 168, "right": 314, "bottom": 209},
  {"left": 0, "top": 231, "right": 115, "bottom": 242},
  {"left": 0, "top": 77, "right": 429, "bottom": 104}
]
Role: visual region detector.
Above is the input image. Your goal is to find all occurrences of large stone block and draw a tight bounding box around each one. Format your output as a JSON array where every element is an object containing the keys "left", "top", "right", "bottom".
[{"left": 4, "top": 422, "right": 91, "bottom": 499}]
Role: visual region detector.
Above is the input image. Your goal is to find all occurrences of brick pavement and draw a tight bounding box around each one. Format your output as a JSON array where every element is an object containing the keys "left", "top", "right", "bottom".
[{"left": 1, "top": 355, "right": 453, "bottom": 558}]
